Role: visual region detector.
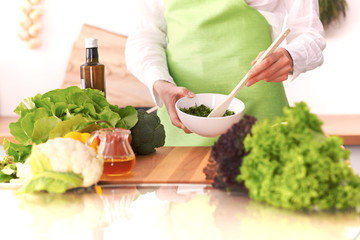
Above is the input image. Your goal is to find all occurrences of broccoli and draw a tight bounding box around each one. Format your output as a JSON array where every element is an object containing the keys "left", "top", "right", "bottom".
[{"left": 130, "top": 109, "right": 165, "bottom": 155}]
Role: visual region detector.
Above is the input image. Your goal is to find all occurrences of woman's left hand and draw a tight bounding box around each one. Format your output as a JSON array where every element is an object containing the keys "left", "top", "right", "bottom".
[{"left": 246, "top": 48, "right": 293, "bottom": 87}]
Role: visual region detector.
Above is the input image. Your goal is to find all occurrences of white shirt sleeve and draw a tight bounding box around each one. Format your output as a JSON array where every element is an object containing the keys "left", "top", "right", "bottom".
[
  {"left": 246, "top": 0, "right": 326, "bottom": 80},
  {"left": 125, "top": 0, "right": 326, "bottom": 106},
  {"left": 125, "top": 0, "right": 173, "bottom": 107},
  {"left": 283, "top": 0, "right": 326, "bottom": 79}
]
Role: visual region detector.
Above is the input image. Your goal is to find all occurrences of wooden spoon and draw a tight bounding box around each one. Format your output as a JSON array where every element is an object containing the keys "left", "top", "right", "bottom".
[{"left": 207, "top": 28, "right": 290, "bottom": 118}]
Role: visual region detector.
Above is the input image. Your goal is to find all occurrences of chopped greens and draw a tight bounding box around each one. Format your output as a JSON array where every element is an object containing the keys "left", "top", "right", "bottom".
[{"left": 180, "top": 104, "right": 235, "bottom": 117}]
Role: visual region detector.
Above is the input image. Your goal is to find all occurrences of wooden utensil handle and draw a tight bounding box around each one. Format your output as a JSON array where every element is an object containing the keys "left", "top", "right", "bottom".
[
  {"left": 228, "top": 28, "right": 290, "bottom": 99},
  {"left": 253, "top": 28, "right": 290, "bottom": 68},
  {"left": 207, "top": 28, "right": 290, "bottom": 118}
]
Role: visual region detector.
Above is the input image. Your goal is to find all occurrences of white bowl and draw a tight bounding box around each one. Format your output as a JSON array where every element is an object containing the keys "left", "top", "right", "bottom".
[{"left": 175, "top": 93, "right": 245, "bottom": 137}]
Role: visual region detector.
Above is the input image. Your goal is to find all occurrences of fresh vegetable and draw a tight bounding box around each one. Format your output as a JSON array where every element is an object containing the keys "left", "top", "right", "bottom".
[
  {"left": 0, "top": 141, "right": 32, "bottom": 182},
  {"left": 0, "top": 156, "right": 17, "bottom": 182},
  {"left": 237, "top": 102, "right": 360, "bottom": 210},
  {"left": 9, "top": 86, "right": 138, "bottom": 146},
  {"left": 130, "top": 109, "right": 165, "bottom": 155},
  {"left": 319, "top": 0, "right": 347, "bottom": 27},
  {"left": 180, "top": 104, "right": 234, "bottom": 117},
  {"left": 3, "top": 87, "right": 137, "bottom": 166},
  {"left": 3, "top": 139, "right": 32, "bottom": 163},
  {"left": 1, "top": 86, "right": 166, "bottom": 183},
  {"left": 63, "top": 131, "right": 88, "bottom": 142},
  {"left": 63, "top": 131, "right": 98, "bottom": 152},
  {"left": 203, "top": 115, "right": 257, "bottom": 190},
  {"left": 17, "top": 138, "right": 103, "bottom": 194}
]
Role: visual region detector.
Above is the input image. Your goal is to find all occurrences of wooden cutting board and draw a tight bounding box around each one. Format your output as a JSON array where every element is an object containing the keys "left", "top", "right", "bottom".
[{"left": 99, "top": 147, "right": 213, "bottom": 185}]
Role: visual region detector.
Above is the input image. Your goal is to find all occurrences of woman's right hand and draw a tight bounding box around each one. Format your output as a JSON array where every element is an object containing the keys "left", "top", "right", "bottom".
[{"left": 154, "top": 80, "right": 194, "bottom": 133}]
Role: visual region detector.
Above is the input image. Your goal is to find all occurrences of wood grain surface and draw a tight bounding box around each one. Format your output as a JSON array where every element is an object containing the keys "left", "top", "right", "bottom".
[
  {"left": 318, "top": 115, "right": 360, "bottom": 145},
  {"left": 62, "top": 24, "right": 155, "bottom": 108},
  {"left": 99, "top": 147, "right": 213, "bottom": 185}
]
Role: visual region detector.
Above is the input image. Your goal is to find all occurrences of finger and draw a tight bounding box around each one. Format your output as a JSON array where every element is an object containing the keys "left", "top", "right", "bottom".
[
  {"left": 176, "top": 88, "right": 194, "bottom": 133},
  {"left": 251, "top": 51, "right": 265, "bottom": 66},
  {"left": 178, "top": 87, "right": 195, "bottom": 98},
  {"left": 247, "top": 58, "right": 279, "bottom": 86},
  {"left": 160, "top": 86, "right": 194, "bottom": 133},
  {"left": 167, "top": 104, "right": 182, "bottom": 128},
  {"left": 249, "top": 51, "right": 280, "bottom": 76},
  {"left": 185, "top": 90, "right": 195, "bottom": 98},
  {"left": 265, "top": 75, "right": 289, "bottom": 83},
  {"left": 262, "top": 54, "right": 293, "bottom": 82},
  {"left": 166, "top": 103, "right": 192, "bottom": 133},
  {"left": 261, "top": 59, "right": 291, "bottom": 81},
  {"left": 263, "top": 66, "right": 291, "bottom": 82},
  {"left": 247, "top": 62, "right": 289, "bottom": 86},
  {"left": 247, "top": 51, "right": 292, "bottom": 86}
]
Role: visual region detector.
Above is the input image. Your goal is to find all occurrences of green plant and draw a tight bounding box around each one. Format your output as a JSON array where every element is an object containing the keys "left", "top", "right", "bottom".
[
  {"left": 237, "top": 102, "right": 360, "bottom": 210},
  {"left": 16, "top": 138, "right": 103, "bottom": 194},
  {"left": 130, "top": 109, "right": 166, "bottom": 155},
  {"left": 1, "top": 86, "right": 166, "bottom": 183},
  {"left": 319, "top": 0, "right": 348, "bottom": 27}
]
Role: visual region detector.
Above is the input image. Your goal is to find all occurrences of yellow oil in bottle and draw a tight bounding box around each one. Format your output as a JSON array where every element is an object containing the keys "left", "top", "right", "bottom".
[{"left": 101, "top": 155, "right": 136, "bottom": 177}]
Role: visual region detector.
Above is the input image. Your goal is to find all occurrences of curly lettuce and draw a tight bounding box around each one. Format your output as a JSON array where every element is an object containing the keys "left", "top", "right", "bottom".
[{"left": 237, "top": 102, "right": 360, "bottom": 210}]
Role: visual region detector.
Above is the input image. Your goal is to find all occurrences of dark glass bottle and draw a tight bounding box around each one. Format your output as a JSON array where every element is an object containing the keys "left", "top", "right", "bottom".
[{"left": 80, "top": 38, "right": 106, "bottom": 97}]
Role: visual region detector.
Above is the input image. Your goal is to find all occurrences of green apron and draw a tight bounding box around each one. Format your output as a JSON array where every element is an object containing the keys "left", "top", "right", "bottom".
[{"left": 159, "top": 0, "right": 289, "bottom": 146}]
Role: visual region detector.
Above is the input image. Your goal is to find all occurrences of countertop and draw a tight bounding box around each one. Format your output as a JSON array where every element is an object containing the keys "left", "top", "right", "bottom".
[
  {"left": 2, "top": 114, "right": 360, "bottom": 145},
  {"left": 1, "top": 146, "right": 360, "bottom": 240}
]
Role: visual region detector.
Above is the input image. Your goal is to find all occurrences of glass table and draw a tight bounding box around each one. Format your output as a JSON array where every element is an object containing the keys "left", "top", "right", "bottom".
[{"left": 1, "top": 146, "right": 360, "bottom": 240}]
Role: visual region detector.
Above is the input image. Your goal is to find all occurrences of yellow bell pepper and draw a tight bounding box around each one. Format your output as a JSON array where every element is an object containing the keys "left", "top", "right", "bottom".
[
  {"left": 63, "top": 132, "right": 98, "bottom": 152},
  {"left": 63, "top": 132, "right": 82, "bottom": 141}
]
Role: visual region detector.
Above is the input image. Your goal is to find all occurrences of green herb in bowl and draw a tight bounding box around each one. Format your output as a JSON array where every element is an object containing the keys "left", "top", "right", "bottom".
[{"left": 180, "top": 104, "right": 235, "bottom": 117}]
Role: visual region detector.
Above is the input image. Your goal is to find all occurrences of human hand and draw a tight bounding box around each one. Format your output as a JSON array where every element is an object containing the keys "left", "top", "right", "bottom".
[
  {"left": 153, "top": 80, "right": 194, "bottom": 133},
  {"left": 246, "top": 48, "right": 293, "bottom": 87}
]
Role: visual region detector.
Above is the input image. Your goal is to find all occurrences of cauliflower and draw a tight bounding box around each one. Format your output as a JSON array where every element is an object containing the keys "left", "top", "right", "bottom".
[{"left": 17, "top": 138, "right": 103, "bottom": 194}]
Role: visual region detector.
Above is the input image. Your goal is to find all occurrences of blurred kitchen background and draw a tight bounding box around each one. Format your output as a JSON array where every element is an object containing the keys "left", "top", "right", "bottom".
[{"left": 0, "top": 0, "right": 359, "bottom": 116}]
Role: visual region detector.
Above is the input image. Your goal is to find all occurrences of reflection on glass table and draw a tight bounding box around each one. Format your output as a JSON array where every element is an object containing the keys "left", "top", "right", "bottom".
[
  {"left": 0, "top": 184, "right": 359, "bottom": 240},
  {"left": 1, "top": 145, "right": 360, "bottom": 240}
]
